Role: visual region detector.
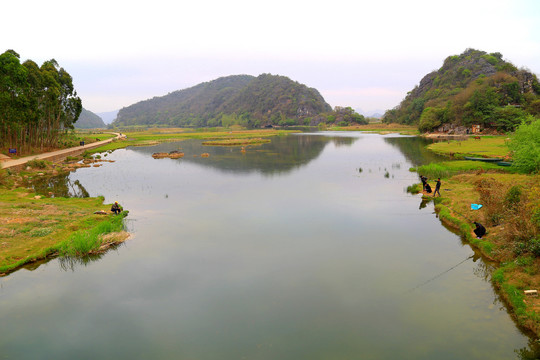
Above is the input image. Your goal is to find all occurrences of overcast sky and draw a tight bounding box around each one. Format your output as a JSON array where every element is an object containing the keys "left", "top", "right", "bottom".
[{"left": 3, "top": 0, "right": 540, "bottom": 115}]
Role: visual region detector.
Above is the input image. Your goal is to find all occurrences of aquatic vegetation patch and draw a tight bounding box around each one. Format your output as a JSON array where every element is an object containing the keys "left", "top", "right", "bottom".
[
  {"left": 152, "top": 151, "right": 184, "bottom": 159},
  {"left": 202, "top": 138, "right": 271, "bottom": 146}
]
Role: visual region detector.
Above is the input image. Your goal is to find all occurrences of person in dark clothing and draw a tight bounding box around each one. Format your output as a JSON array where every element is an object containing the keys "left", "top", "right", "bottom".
[
  {"left": 433, "top": 178, "right": 441, "bottom": 197},
  {"left": 111, "top": 201, "right": 122, "bottom": 215},
  {"left": 473, "top": 222, "right": 486, "bottom": 239},
  {"left": 420, "top": 175, "right": 428, "bottom": 191},
  {"left": 424, "top": 182, "right": 432, "bottom": 193}
]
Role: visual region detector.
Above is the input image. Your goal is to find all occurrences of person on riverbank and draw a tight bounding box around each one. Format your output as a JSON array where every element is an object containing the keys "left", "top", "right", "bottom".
[
  {"left": 111, "top": 201, "right": 123, "bottom": 215},
  {"left": 473, "top": 222, "right": 486, "bottom": 239},
  {"left": 433, "top": 178, "right": 441, "bottom": 197},
  {"left": 420, "top": 175, "right": 428, "bottom": 191}
]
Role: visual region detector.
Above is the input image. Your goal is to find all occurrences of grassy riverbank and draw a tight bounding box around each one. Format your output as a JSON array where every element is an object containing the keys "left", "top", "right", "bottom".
[
  {"left": 412, "top": 138, "right": 540, "bottom": 337},
  {"left": 427, "top": 136, "right": 510, "bottom": 159},
  {"left": 0, "top": 185, "right": 128, "bottom": 275}
]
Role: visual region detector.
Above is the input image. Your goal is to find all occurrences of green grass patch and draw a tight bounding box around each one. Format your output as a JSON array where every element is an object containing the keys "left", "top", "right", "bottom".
[
  {"left": 427, "top": 136, "right": 510, "bottom": 158},
  {"left": 58, "top": 212, "right": 125, "bottom": 257},
  {"left": 413, "top": 160, "right": 503, "bottom": 179},
  {"left": 0, "top": 187, "right": 128, "bottom": 274},
  {"left": 406, "top": 183, "right": 422, "bottom": 194}
]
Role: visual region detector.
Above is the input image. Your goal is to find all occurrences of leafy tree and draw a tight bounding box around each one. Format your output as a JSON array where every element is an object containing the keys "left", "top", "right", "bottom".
[
  {"left": 527, "top": 99, "right": 540, "bottom": 116},
  {"left": 0, "top": 50, "right": 81, "bottom": 151},
  {"left": 501, "top": 81, "right": 523, "bottom": 104},
  {"left": 418, "top": 107, "right": 445, "bottom": 132},
  {"left": 493, "top": 106, "right": 527, "bottom": 132},
  {"left": 508, "top": 116, "right": 540, "bottom": 173},
  {"left": 463, "top": 88, "right": 500, "bottom": 126}
]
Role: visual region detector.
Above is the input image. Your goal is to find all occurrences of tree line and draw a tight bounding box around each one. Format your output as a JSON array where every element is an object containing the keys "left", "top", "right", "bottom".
[{"left": 0, "top": 50, "right": 82, "bottom": 152}]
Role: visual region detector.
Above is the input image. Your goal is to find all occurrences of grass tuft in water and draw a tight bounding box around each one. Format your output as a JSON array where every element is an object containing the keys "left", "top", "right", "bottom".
[{"left": 58, "top": 212, "right": 126, "bottom": 257}]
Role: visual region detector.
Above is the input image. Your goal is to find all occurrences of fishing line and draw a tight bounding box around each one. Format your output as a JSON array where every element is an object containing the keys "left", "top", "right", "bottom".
[{"left": 405, "top": 254, "right": 475, "bottom": 294}]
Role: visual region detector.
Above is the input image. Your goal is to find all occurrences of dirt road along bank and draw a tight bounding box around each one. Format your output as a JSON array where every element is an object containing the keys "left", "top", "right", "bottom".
[{"left": 0, "top": 133, "right": 125, "bottom": 171}]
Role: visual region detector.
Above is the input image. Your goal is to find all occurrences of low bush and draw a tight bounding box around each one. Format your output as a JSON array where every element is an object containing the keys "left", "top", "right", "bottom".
[{"left": 27, "top": 159, "right": 50, "bottom": 169}]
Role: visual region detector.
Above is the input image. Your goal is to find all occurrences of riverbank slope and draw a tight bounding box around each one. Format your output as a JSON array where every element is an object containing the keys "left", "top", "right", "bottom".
[{"left": 412, "top": 136, "right": 540, "bottom": 337}]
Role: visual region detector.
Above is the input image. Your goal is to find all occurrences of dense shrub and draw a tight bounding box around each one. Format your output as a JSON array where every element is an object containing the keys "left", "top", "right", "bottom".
[
  {"left": 476, "top": 177, "right": 540, "bottom": 254},
  {"left": 508, "top": 117, "right": 540, "bottom": 174}
]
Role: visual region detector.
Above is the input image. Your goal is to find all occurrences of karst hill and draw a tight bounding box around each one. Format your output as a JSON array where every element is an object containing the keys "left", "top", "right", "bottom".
[
  {"left": 383, "top": 48, "right": 540, "bottom": 133},
  {"left": 113, "top": 74, "right": 333, "bottom": 128}
]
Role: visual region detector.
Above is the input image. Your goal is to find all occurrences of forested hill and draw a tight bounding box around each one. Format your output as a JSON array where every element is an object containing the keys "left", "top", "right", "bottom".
[
  {"left": 74, "top": 108, "right": 106, "bottom": 129},
  {"left": 383, "top": 49, "right": 540, "bottom": 132},
  {"left": 113, "top": 74, "right": 333, "bottom": 127}
]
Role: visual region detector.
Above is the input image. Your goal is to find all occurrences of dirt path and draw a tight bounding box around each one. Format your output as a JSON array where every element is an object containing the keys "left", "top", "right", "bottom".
[{"left": 0, "top": 133, "right": 125, "bottom": 170}]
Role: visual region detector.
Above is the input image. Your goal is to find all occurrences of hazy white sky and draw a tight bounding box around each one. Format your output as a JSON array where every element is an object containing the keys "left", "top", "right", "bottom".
[{"left": 3, "top": 0, "right": 540, "bottom": 114}]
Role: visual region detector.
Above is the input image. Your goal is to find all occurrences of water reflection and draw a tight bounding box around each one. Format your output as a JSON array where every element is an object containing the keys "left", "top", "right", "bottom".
[
  {"left": 58, "top": 246, "right": 124, "bottom": 272},
  {"left": 515, "top": 339, "right": 540, "bottom": 359},
  {"left": 27, "top": 174, "right": 90, "bottom": 198},
  {"left": 131, "top": 134, "right": 359, "bottom": 176},
  {"left": 4, "top": 132, "right": 537, "bottom": 359},
  {"left": 384, "top": 136, "right": 447, "bottom": 167}
]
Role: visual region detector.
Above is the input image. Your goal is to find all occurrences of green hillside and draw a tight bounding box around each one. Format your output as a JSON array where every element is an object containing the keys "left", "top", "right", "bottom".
[
  {"left": 75, "top": 108, "right": 106, "bottom": 129},
  {"left": 113, "top": 74, "right": 336, "bottom": 128},
  {"left": 383, "top": 49, "right": 540, "bottom": 132}
]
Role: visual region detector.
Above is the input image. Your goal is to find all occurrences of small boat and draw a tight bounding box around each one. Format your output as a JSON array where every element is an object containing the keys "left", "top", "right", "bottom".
[
  {"left": 496, "top": 161, "right": 513, "bottom": 167},
  {"left": 464, "top": 156, "right": 503, "bottom": 162}
]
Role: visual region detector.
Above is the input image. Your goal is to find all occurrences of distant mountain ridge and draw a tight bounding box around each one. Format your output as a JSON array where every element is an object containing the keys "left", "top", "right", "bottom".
[
  {"left": 74, "top": 108, "right": 106, "bottom": 129},
  {"left": 383, "top": 48, "right": 540, "bottom": 132},
  {"left": 96, "top": 110, "right": 119, "bottom": 125},
  {"left": 113, "top": 74, "right": 333, "bottom": 127}
]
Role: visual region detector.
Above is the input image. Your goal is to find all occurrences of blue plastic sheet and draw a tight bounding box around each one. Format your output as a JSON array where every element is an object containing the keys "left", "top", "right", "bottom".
[{"left": 471, "top": 204, "right": 483, "bottom": 210}]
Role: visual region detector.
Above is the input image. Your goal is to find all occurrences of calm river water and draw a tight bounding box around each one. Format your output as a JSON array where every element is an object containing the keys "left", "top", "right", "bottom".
[{"left": 0, "top": 132, "right": 536, "bottom": 359}]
